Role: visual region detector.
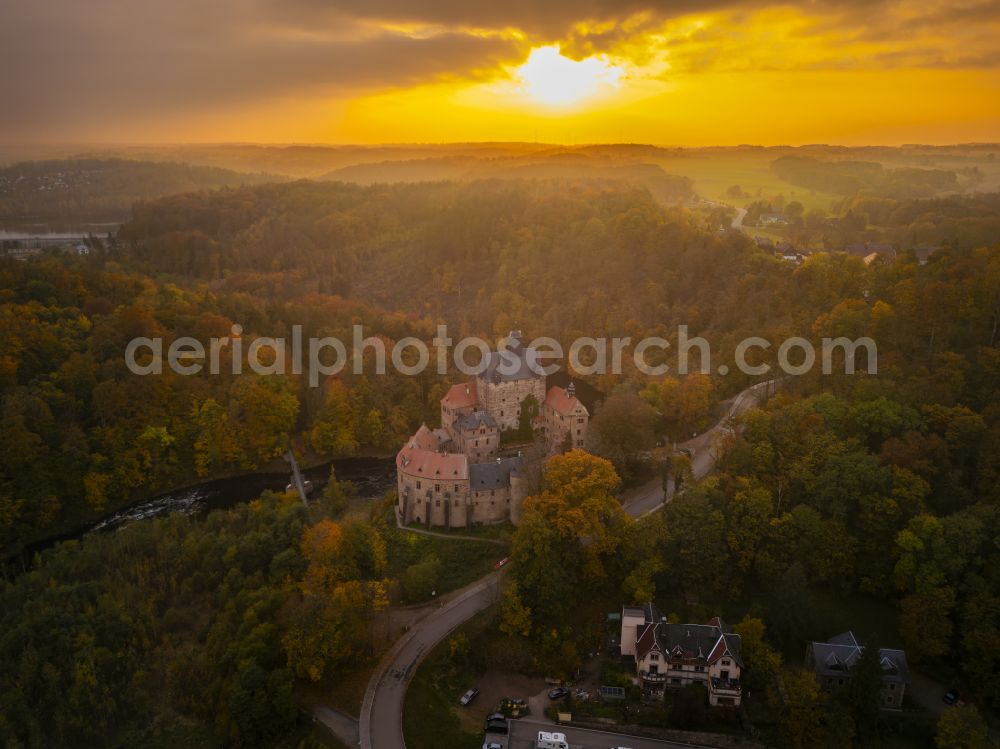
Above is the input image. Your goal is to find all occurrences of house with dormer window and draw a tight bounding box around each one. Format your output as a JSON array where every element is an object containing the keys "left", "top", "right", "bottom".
[
  {"left": 805, "top": 631, "right": 910, "bottom": 710},
  {"left": 620, "top": 603, "right": 743, "bottom": 706}
]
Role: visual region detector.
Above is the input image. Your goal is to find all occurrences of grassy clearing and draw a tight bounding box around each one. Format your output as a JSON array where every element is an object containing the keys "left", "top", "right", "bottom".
[
  {"left": 385, "top": 524, "right": 509, "bottom": 603},
  {"left": 402, "top": 609, "right": 500, "bottom": 749},
  {"left": 655, "top": 152, "right": 843, "bottom": 212}
]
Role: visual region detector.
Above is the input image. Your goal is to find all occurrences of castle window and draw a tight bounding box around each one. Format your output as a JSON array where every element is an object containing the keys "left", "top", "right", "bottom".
[
  {"left": 416, "top": 481, "right": 421, "bottom": 489},
  {"left": 435, "top": 484, "right": 440, "bottom": 492},
  {"left": 435, "top": 500, "right": 440, "bottom": 506}
]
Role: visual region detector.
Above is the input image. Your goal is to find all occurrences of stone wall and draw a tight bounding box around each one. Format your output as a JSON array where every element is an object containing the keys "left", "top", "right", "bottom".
[{"left": 476, "top": 375, "right": 546, "bottom": 432}]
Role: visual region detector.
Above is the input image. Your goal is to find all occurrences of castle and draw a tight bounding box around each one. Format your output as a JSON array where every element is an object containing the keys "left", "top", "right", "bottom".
[{"left": 396, "top": 331, "right": 589, "bottom": 528}]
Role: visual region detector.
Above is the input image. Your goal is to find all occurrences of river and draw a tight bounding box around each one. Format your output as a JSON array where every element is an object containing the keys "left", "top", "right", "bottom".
[{"left": 7, "top": 456, "right": 396, "bottom": 575}]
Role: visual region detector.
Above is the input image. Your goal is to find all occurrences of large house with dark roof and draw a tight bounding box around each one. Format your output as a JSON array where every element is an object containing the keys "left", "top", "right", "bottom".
[
  {"left": 806, "top": 632, "right": 910, "bottom": 710},
  {"left": 621, "top": 603, "right": 743, "bottom": 706},
  {"left": 396, "top": 331, "right": 589, "bottom": 529}
]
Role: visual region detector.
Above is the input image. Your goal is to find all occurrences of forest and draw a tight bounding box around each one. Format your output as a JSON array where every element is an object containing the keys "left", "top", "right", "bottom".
[
  {"left": 770, "top": 156, "right": 962, "bottom": 200},
  {"left": 1, "top": 172, "right": 999, "bottom": 747},
  {"left": 0, "top": 159, "right": 279, "bottom": 222}
]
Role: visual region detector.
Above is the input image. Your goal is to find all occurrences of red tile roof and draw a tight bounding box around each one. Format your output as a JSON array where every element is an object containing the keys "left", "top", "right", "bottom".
[
  {"left": 545, "top": 386, "right": 584, "bottom": 417},
  {"left": 397, "top": 425, "right": 469, "bottom": 480},
  {"left": 397, "top": 442, "right": 469, "bottom": 481},
  {"left": 442, "top": 381, "right": 478, "bottom": 409}
]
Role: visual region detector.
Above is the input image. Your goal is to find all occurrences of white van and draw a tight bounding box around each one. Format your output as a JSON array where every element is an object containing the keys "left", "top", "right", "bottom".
[{"left": 535, "top": 730, "right": 569, "bottom": 749}]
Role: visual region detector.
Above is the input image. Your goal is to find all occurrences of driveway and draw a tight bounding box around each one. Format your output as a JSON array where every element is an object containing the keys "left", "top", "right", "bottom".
[{"left": 906, "top": 670, "right": 949, "bottom": 717}]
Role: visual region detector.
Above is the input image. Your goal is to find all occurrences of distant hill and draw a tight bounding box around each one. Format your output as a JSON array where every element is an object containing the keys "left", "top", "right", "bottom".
[
  {"left": 320, "top": 155, "right": 695, "bottom": 202},
  {"left": 771, "top": 155, "right": 960, "bottom": 199},
  {"left": 0, "top": 158, "right": 283, "bottom": 222}
]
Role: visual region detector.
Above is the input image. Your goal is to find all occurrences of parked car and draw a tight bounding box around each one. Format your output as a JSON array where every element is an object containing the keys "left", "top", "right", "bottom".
[
  {"left": 942, "top": 689, "right": 967, "bottom": 706},
  {"left": 536, "top": 731, "right": 569, "bottom": 749},
  {"left": 484, "top": 712, "right": 508, "bottom": 734},
  {"left": 573, "top": 688, "right": 590, "bottom": 700},
  {"left": 494, "top": 557, "right": 509, "bottom": 569},
  {"left": 459, "top": 687, "right": 479, "bottom": 706},
  {"left": 483, "top": 743, "right": 502, "bottom": 749},
  {"left": 547, "top": 687, "right": 569, "bottom": 700}
]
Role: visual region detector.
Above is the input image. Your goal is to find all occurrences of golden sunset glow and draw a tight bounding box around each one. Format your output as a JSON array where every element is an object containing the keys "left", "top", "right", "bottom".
[
  {"left": 2, "top": 1, "right": 1000, "bottom": 144},
  {"left": 513, "top": 46, "right": 624, "bottom": 107}
]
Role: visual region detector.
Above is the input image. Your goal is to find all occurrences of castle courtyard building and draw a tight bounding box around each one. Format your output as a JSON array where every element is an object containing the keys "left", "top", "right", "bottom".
[{"left": 396, "top": 331, "right": 589, "bottom": 528}]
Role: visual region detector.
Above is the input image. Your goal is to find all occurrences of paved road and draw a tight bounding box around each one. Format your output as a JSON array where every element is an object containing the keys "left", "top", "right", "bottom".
[
  {"left": 361, "top": 573, "right": 502, "bottom": 749},
  {"left": 508, "top": 718, "right": 704, "bottom": 749},
  {"left": 621, "top": 380, "right": 773, "bottom": 517},
  {"left": 731, "top": 206, "right": 747, "bottom": 231},
  {"left": 359, "top": 380, "right": 775, "bottom": 749}
]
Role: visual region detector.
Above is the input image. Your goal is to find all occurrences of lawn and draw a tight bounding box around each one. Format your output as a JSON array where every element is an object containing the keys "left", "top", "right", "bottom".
[
  {"left": 654, "top": 151, "right": 843, "bottom": 212},
  {"left": 402, "top": 608, "right": 499, "bottom": 749}
]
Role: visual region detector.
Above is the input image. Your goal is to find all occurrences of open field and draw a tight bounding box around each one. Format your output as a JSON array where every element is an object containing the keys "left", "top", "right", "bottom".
[{"left": 654, "top": 150, "right": 844, "bottom": 210}]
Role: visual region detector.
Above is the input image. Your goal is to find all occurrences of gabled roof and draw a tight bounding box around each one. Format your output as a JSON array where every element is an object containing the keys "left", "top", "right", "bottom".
[
  {"left": 806, "top": 631, "right": 910, "bottom": 684},
  {"left": 624, "top": 603, "right": 742, "bottom": 668},
  {"left": 410, "top": 424, "right": 441, "bottom": 451},
  {"left": 454, "top": 410, "right": 497, "bottom": 432},
  {"left": 635, "top": 622, "right": 660, "bottom": 660},
  {"left": 656, "top": 622, "right": 743, "bottom": 668},
  {"left": 829, "top": 631, "right": 860, "bottom": 647},
  {"left": 442, "top": 381, "right": 478, "bottom": 409},
  {"left": 545, "top": 386, "right": 587, "bottom": 417},
  {"left": 396, "top": 426, "right": 469, "bottom": 481}
]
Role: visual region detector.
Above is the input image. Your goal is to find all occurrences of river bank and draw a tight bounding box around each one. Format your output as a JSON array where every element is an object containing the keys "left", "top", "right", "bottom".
[{"left": 2, "top": 453, "right": 396, "bottom": 577}]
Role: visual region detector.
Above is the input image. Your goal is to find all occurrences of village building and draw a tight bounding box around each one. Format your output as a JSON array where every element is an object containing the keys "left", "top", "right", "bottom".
[
  {"left": 620, "top": 603, "right": 743, "bottom": 707},
  {"left": 806, "top": 631, "right": 910, "bottom": 710},
  {"left": 396, "top": 331, "right": 589, "bottom": 528}
]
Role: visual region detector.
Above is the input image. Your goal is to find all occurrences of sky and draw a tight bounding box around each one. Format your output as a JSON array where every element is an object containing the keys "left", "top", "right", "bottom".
[{"left": 1, "top": 0, "right": 999, "bottom": 145}]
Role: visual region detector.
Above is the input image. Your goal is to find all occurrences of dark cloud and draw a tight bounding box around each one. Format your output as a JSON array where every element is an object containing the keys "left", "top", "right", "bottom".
[
  {"left": 0, "top": 0, "right": 523, "bottom": 139},
  {"left": 0, "top": 0, "right": 997, "bottom": 140},
  {"left": 273, "top": 0, "right": 759, "bottom": 38}
]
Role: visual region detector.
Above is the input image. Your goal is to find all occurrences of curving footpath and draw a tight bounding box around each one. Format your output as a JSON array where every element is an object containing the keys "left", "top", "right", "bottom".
[{"left": 358, "top": 379, "right": 776, "bottom": 749}]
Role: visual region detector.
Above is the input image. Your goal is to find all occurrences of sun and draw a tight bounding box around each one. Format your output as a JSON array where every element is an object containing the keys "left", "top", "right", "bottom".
[{"left": 515, "top": 45, "right": 623, "bottom": 106}]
